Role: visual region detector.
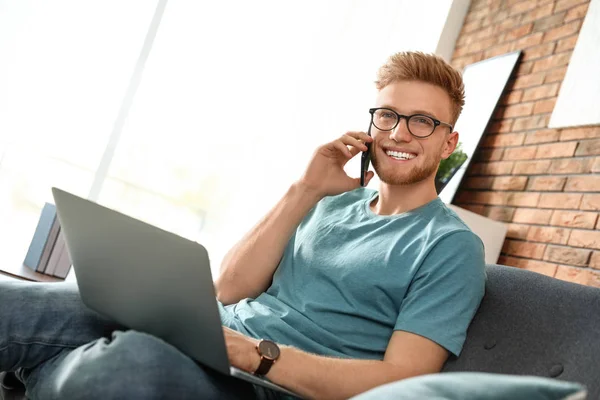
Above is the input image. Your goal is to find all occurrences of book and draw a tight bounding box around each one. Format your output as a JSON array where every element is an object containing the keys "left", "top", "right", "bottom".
[
  {"left": 53, "top": 239, "right": 72, "bottom": 279},
  {"left": 45, "top": 230, "right": 65, "bottom": 277},
  {"left": 23, "top": 203, "right": 58, "bottom": 271},
  {"left": 38, "top": 217, "right": 61, "bottom": 273}
]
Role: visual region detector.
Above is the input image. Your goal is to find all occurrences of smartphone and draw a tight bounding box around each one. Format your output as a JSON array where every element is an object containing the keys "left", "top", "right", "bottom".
[{"left": 360, "top": 126, "right": 372, "bottom": 187}]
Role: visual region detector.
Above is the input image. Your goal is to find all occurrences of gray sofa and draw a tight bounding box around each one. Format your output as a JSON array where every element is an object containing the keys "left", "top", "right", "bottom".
[{"left": 2, "top": 264, "right": 600, "bottom": 399}]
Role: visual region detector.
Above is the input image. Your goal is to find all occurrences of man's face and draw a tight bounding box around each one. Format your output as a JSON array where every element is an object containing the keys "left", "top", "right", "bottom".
[{"left": 370, "top": 80, "right": 458, "bottom": 186}]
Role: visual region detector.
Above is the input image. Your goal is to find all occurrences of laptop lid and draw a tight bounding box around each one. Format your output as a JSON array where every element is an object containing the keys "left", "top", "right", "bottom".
[{"left": 51, "top": 187, "right": 231, "bottom": 375}]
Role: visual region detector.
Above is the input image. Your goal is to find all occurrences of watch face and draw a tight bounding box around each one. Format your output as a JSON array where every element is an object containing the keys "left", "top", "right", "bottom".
[{"left": 258, "top": 340, "right": 280, "bottom": 361}]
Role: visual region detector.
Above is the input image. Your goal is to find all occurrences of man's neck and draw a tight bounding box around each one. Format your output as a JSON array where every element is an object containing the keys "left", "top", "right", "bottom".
[{"left": 370, "top": 177, "right": 439, "bottom": 216}]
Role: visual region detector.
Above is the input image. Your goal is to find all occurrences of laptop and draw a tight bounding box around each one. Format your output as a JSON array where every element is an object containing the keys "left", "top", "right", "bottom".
[{"left": 51, "top": 187, "right": 299, "bottom": 398}]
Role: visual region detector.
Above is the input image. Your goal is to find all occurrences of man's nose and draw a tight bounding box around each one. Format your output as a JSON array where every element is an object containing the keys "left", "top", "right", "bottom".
[{"left": 389, "top": 118, "right": 413, "bottom": 143}]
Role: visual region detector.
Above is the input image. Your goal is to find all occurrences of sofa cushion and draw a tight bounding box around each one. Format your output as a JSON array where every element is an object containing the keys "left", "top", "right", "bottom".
[
  {"left": 443, "top": 265, "right": 600, "bottom": 399},
  {"left": 349, "top": 372, "right": 587, "bottom": 400}
]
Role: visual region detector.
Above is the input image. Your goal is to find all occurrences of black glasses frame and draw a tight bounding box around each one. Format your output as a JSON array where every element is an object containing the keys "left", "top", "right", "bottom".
[{"left": 369, "top": 107, "right": 454, "bottom": 138}]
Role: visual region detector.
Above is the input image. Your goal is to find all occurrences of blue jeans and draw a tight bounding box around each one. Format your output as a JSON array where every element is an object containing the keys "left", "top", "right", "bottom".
[{"left": 0, "top": 281, "right": 281, "bottom": 400}]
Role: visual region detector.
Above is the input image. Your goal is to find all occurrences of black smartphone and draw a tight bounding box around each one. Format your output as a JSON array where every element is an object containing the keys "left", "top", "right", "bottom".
[{"left": 360, "top": 126, "right": 372, "bottom": 187}]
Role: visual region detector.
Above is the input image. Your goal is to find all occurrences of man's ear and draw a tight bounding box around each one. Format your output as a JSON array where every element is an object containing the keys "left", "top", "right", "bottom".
[{"left": 441, "top": 131, "right": 459, "bottom": 159}]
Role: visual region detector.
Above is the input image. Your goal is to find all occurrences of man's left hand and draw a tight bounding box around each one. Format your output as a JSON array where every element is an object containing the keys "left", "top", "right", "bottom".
[{"left": 223, "top": 326, "right": 261, "bottom": 373}]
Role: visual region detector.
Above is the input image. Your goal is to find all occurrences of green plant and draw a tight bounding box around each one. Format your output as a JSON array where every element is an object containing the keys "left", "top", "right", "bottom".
[{"left": 435, "top": 142, "right": 468, "bottom": 193}]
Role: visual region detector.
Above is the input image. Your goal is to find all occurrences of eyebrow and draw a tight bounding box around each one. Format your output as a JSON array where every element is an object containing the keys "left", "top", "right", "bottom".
[{"left": 379, "top": 104, "right": 440, "bottom": 120}]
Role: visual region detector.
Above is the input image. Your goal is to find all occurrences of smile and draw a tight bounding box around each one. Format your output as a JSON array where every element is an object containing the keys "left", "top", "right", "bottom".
[{"left": 385, "top": 150, "right": 416, "bottom": 161}]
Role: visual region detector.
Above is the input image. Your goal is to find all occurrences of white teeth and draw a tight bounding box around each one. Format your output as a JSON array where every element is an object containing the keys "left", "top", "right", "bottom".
[{"left": 386, "top": 150, "right": 416, "bottom": 160}]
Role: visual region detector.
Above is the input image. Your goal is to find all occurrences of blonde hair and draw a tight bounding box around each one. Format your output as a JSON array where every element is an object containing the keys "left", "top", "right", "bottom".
[{"left": 375, "top": 51, "right": 465, "bottom": 124}]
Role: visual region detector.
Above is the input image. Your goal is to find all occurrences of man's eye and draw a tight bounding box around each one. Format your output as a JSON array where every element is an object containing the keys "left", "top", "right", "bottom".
[
  {"left": 414, "top": 117, "right": 433, "bottom": 126},
  {"left": 381, "top": 112, "right": 395, "bottom": 119}
]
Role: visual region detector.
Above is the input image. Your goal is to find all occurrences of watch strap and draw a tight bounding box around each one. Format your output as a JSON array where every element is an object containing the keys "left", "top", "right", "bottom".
[{"left": 254, "top": 357, "right": 274, "bottom": 376}]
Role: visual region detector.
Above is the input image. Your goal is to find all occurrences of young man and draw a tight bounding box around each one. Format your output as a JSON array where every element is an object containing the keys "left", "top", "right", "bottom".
[{"left": 0, "top": 52, "right": 485, "bottom": 400}]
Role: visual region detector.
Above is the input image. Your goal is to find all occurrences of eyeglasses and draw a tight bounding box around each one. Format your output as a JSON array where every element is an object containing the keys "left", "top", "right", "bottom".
[{"left": 369, "top": 107, "right": 453, "bottom": 138}]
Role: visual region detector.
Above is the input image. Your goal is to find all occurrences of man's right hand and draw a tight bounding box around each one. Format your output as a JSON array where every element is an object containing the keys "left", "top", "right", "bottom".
[{"left": 297, "top": 131, "right": 375, "bottom": 199}]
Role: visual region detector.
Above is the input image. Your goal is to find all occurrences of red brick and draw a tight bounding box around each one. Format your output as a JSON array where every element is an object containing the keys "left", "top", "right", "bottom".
[
  {"left": 465, "top": 6, "right": 489, "bottom": 23},
  {"left": 479, "top": 161, "right": 515, "bottom": 175},
  {"left": 522, "top": 83, "right": 560, "bottom": 101},
  {"left": 471, "top": 191, "right": 509, "bottom": 205},
  {"left": 593, "top": 157, "right": 600, "bottom": 173},
  {"left": 513, "top": 32, "right": 545, "bottom": 49},
  {"left": 500, "top": 90, "right": 524, "bottom": 105},
  {"left": 506, "top": 223, "right": 531, "bottom": 240},
  {"left": 569, "top": 229, "right": 600, "bottom": 250},
  {"left": 515, "top": 60, "right": 535, "bottom": 76},
  {"left": 487, "top": 206, "right": 516, "bottom": 222},
  {"left": 452, "top": 53, "right": 485, "bottom": 70},
  {"left": 533, "top": 97, "right": 556, "bottom": 114},
  {"left": 560, "top": 126, "right": 600, "bottom": 141},
  {"left": 477, "top": 148, "right": 505, "bottom": 161},
  {"left": 536, "top": 142, "right": 577, "bottom": 158},
  {"left": 522, "top": 42, "right": 557, "bottom": 62},
  {"left": 509, "top": 1, "right": 538, "bottom": 15},
  {"left": 527, "top": 226, "right": 571, "bottom": 245},
  {"left": 528, "top": 176, "right": 567, "bottom": 191},
  {"left": 564, "top": 2, "right": 589, "bottom": 21},
  {"left": 513, "top": 159, "right": 552, "bottom": 174},
  {"left": 544, "top": 66, "right": 568, "bottom": 83},
  {"left": 556, "top": 35, "right": 579, "bottom": 52},
  {"left": 590, "top": 251, "right": 600, "bottom": 269},
  {"left": 512, "top": 114, "right": 550, "bottom": 131},
  {"left": 555, "top": 266, "right": 600, "bottom": 288},
  {"left": 465, "top": 177, "right": 494, "bottom": 189},
  {"left": 507, "top": 192, "right": 541, "bottom": 207},
  {"left": 543, "top": 21, "right": 582, "bottom": 42},
  {"left": 531, "top": 53, "right": 571, "bottom": 73},
  {"left": 506, "top": 23, "right": 534, "bottom": 40},
  {"left": 551, "top": 210, "right": 598, "bottom": 229},
  {"left": 555, "top": 0, "right": 589, "bottom": 13},
  {"left": 488, "top": 119, "right": 514, "bottom": 134},
  {"left": 524, "top": 129, "right": 559, "bottom": 144},
  {"left": 522, "top": 3, "right": 555, "bottom": 23},
  {"left": 575, "top": 139, "right": 600, "bottom": 156},
  {"left": 503, "top": 146, "right": 538, "bottom": 160},
  {"left": 513, "top": 208, "right": 553, "bottom": 224},
  {"left": 513, "top": 73, "right": 545, "bottom": 89},
  {"left": 482, "top": 133, "right": 525, "bottom": 147},
  {"left": 565, "top": 176, "right": 600, "bottom": 192},
  {"left": 503, "top": 102, "right": 535, "bottom": 118},
  {"left": 545, "top": 245, "right": 591, "bottom": 266},
  {"left": 581, "top": 194, "right": 600, "bottom": 211},
  {"left": 463, "top": 19, "right": 483, "bottom": 34},
  {"left": 492, "top": 13, "right": 522, "bottom": 34},
  {"left": 533, "top": 13, "right": 567, "bottom": 32},
  {"left": 549, "top": 158, "right": 594, "bottom": 174},
  {"left": 461, "top": 204, "right": 488, "bottom": 214},
  {"left": 492, "top": 176, "right": 528, "bottom": 190},
  {"left": 484, "top": 43, "right": 514, "bottom": 59},
  {"left": 539, "top": 193, "right": 583, "bottom": 209},
  {"left": 466, "top": 36, "right": 499, "bottom": 54},
  {"left": 503, "top": 239, "right": 546, "bottom": 259},
  {"left": 519, "top": 259, "right": 559, "bottom": 276},
  {"left": 472, "top": 26, "right": 495, "bottom": 41}
]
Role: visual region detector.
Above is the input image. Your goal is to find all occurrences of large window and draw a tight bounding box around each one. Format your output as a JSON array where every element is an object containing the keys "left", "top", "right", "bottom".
[
  {"left": 0, "top": 0, "right": 158, "bottom": 268},
  {"left": 1, "top": 0, "right": 464, "bottom": 276}
]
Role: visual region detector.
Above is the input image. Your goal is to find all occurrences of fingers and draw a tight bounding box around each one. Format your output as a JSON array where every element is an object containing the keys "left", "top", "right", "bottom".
[
  {"left": 345, "top": 131, "right": 373, "bottom": 144},
  {"left": 332, "top": 141, "right": 353, "bottom": 158}
]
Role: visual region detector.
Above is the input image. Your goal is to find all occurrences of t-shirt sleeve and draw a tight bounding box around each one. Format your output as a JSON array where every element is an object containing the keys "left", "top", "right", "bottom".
[{"left": 394, "top": 230, "right": 486, "bottom": 357}]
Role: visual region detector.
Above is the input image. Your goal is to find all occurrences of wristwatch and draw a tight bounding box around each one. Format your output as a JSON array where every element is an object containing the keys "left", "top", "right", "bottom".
[{"left": 254, "top": 339, "right": 280, "bottom": 376}]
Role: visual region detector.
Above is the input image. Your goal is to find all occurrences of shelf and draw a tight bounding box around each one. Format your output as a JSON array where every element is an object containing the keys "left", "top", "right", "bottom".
[{"left": 0, "top": 264, "right": 65, "bottom": 283}]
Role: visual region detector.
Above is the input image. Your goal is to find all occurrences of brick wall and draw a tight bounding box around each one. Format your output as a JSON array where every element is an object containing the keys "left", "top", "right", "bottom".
[{"left": 450, "top": 0, "right": 600, "bottom": 288}]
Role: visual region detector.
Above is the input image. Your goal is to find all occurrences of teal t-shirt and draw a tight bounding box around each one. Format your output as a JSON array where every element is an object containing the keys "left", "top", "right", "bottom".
[{"left": 220, "top": 188, "right": 486, "bottom": 359}]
